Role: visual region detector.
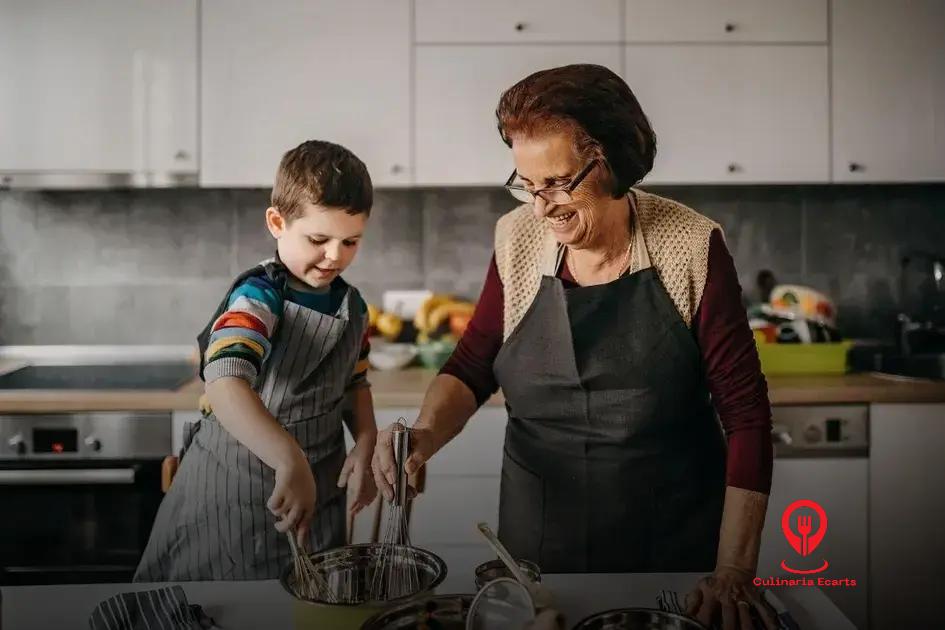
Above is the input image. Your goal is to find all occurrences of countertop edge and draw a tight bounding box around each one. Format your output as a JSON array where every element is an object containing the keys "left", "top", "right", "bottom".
[{"left": 3, "top": 371, "right": 945, "bottom": 413}]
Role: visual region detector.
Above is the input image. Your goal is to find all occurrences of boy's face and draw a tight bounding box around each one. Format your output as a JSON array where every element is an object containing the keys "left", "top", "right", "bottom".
[{"left": 265, "top": 203, "right": 367, "bottom": 288}]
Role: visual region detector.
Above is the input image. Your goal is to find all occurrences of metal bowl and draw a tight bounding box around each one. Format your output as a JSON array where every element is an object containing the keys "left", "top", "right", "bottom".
[
  {"left": 360, "top": 594, "right": 474, "bottom": 630},
  {"left": 572, "top": 607, "right": 707, "bottom": 630},
  {"left": 279, "top": 543, "right": 447, "bottom": 607},
  {"left": 474, "top": 558, "right": 542, "bottom": 590}
]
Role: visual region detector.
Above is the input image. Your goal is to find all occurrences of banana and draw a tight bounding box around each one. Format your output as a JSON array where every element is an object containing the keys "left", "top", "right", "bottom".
[
  {"left": 413, "top": 293, "right": 454, "bottom": 332},
  {"left": 367, "top": 303, "right": 380, "bottom": 329},
  {"left": 427, "top": 301, "right": 476, "bottom": 335}
]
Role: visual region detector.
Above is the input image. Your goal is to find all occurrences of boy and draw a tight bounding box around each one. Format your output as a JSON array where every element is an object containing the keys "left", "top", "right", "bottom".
[{"left": 135, "top": 140, "right": 378, "bottom": 581}]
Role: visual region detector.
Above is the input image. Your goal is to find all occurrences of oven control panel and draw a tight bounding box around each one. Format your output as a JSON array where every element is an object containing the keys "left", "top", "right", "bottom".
[
  {"left": 0, "top": 412, "right": 171, "bottom": 460},
  {"left": 771, "top": 404, "right": 869, "bottom": 456}
]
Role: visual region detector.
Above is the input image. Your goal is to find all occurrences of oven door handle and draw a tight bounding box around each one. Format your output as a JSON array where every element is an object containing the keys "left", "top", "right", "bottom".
[{"left": 0, "top": 468, "right": 136, "bottom": 485}]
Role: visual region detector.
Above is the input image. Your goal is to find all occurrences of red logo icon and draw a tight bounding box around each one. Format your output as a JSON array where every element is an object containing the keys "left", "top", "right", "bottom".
[{"left": 780, "top": 499, "right": 829, "bottom": 574}]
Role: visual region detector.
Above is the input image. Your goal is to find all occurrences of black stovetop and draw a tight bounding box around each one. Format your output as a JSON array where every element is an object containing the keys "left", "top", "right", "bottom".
[{"left": 0, "top": 363, "right": 197, "bottom": 390}]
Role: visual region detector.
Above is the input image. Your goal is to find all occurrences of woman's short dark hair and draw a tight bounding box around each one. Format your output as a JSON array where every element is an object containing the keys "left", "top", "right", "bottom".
[{"left": 496, "top": 64, "right": 657, "bottom": 197}]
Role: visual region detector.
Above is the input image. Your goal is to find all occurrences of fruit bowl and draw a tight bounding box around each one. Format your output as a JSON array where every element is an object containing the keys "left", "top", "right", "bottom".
[{"left": 368, "top": 339, "right": 418, "bottom": 370}]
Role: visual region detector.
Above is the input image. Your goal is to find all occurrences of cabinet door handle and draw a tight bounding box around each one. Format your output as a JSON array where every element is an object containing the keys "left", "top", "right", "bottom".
[
  {"left": 725, "top": 22, "right": 736, "bottom": 33},
  {"left": 727, "top": 163, "right": 740, "bottom": 173},
  {"left": 848, "top": 162, "right": 863, "bottom": 173},
  {"left": 390, "top": 164, "right": 404, "bottom": 175},
  {"left": 174, "top": 150, "right": 190, "bottom": 161},
  {"left": 514, "top": 22, "right": 526, "bottom": 32}
]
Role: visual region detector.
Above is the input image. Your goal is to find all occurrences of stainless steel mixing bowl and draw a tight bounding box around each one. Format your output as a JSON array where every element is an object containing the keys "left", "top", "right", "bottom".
[{"left": 572, "top": 607, "right": 708, "bottom": 630}]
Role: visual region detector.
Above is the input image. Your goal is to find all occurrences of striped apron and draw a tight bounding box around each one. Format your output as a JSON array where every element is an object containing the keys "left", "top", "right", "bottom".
[{"left": 134, "top": 278, "right": 366, "bottom": 582}]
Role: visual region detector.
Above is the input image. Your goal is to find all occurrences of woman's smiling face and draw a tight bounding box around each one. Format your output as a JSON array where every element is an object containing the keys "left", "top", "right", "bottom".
[{"left": 509, "top": 130, "right": 610, "bottom": 250}]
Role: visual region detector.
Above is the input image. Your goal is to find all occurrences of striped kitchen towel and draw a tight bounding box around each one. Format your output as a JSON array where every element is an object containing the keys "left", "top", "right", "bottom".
[{"left": 88, "top": 586, "right": 214, "bottom": 630}]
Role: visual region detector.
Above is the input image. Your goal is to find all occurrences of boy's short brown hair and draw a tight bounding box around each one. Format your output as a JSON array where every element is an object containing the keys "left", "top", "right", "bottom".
[{"left": 271, "top": 140, "right": 373, "bottom": 220}]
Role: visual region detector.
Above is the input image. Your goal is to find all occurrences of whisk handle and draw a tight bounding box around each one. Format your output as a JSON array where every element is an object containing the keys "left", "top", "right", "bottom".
[{"left": 391, "top": 419, "right": 410, "bottom": 507}]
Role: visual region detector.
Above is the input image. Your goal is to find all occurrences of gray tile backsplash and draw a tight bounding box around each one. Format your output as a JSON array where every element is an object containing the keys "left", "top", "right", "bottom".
[{"left": 1, "top": 184, "right": 943, "bottom": 344}]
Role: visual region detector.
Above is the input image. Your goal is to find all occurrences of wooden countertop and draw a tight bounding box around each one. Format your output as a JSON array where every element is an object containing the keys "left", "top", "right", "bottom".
[{"left": 2, "top": 361, "right": 945, "bottom": 413}]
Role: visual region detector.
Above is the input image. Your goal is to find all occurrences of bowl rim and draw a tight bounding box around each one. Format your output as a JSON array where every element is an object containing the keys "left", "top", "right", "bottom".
[
  {"left": 278, "top": 542, "right": 448, "bottom": 608},
  {"left": 571, "top": 606, "right": 708, "bottom": 630},
  {"left": 359, "top": 592, "right": 476, "bottom": 629},
  {"left": 474, "top": 557, "right": 541, "bottom": 574}
]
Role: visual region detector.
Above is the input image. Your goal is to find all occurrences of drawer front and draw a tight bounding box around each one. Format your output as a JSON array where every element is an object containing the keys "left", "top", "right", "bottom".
[
  {"left": 410, "top": 476, "right": 500, "bottom": 545},
  {"left": 428, "top": 408, "right": 507, "bottom": 476},
  {"left": 416, "top": 0, "right": 621, "bottom": 44},
  {"left": 625, "top": 0, "right": 827, "bottom": 43}
]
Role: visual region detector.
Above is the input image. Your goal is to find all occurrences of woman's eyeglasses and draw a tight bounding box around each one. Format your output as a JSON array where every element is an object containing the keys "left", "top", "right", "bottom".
[{"left": 504, "top": 160, "right": 597, "bottom": 204}]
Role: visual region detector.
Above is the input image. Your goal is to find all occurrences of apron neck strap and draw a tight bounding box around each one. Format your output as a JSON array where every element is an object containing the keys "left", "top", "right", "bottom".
[{"left": 628, "top": 191, "right": 652, "bottom": 272}]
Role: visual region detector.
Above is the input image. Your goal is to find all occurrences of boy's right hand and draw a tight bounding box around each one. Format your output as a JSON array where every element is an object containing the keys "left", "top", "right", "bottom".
[{"left": 268, "top": 452, "right": 317, "bottom": 546}]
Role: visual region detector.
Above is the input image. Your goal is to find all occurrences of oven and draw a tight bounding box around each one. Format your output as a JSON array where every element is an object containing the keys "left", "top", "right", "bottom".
[{"left": 0, "top": 412, "right": 170, "bottom": 585}]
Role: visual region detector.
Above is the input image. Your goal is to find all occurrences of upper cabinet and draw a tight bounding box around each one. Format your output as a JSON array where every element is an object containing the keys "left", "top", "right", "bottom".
[
  {"left": 831, "top": 0, "right": 945, "bottom": 182},
  {"left": 415, "top": 0, "right": 621, "bottom": 44},
  {"left": 200, "top": 0, "right": 411, "bottom": 188},
  {"left": 6, "top": 1, "right": 942, "bottom": 187},
  {"left": 625, "top": 0, "right": 827, "bottom": 43},
  {"left": 625, "top": 46, "right": 829, "bottom": 184},
  {"left": 0, "top": 0, "right": 197, "bottom": 186},
  {"left": 415, "top": 46, "right": 622, "bottom": 186}
]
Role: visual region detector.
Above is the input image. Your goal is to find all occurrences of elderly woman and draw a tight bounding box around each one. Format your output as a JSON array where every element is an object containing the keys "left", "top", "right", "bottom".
[{"left": 374, "top": 64, "right": 775, "bottom": 629}]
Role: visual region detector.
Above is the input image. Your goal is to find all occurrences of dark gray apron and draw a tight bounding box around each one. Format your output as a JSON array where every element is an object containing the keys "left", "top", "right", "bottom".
[{"left": 493, "top": 209, "right": 726, "bottom": 573}]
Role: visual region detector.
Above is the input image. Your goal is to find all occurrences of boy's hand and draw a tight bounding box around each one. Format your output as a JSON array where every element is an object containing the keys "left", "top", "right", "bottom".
[
  {"left": 268, "top": 452, "right": 317, "bottom": 546},
  {"left": 338, "top": 439, "right": 378, "bottom": 515}
]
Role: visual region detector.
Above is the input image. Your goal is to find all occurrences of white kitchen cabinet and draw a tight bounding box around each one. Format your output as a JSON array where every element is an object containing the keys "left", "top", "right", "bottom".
[
  {"left": 831, "top": 0, "right": 945, "bottom": 182},
  {"left": 415, "top": 0, "right": 621, "bottom": 44},
  {"left": 411, "top": 475, "right": 501, "bottom": 546},
  {"left": 0, "top": 0, "right": 197, "bottom": 184},
  {"left": 416, "top": 45, "right": 622, "bottom": 185},
  {"left": 624, "top": 45, "right": 829, "bottom": 183},
  {"left": 758, "top": 458, "right": 868, "bottom": 630},
  {"left": 869, "top": 403, "right": 945, "bottom": 630},
  {"left": 625, "top": 0, "right": 827, "bottom": 43},
  {"left": 370, "top": 405, "right": 507, "bottom": 478},
  {"left": 200, "top": 0, "right": 411, "bottom": 188}
]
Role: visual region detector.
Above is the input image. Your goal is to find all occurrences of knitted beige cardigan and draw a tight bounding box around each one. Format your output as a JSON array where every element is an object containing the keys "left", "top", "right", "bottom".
[{"left": 494, "top": 188, "right": 721, "bottom": 341}]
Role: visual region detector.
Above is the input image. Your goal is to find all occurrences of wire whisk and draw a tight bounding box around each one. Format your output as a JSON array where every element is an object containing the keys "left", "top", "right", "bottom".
[
  {"left": 369, "top": 418, "right": 421, "bottom": 601},
  {"left": 287, "top": 531, "right": 336, "bottom": 603}
]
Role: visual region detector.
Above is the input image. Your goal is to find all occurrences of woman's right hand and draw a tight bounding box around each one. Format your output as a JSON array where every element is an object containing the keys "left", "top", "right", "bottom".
[
  {"left": 372, "top": 422, "right": 438, "bottom": 502},
  {"left": 268, "top": 452, "right": 317, "bottom": 546}
]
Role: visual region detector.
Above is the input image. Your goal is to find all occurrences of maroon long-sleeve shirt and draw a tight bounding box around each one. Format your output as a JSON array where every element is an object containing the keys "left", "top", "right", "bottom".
[{"left": 440, "top": 229, "right": 773, "bottom": 493}]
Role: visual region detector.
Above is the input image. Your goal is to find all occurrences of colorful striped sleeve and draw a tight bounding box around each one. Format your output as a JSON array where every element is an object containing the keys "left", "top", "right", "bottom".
[
  {"left": 204, "top": 275, "right": 282, "bottom": 385},
  {"left": 347, "top": 299, "right": 371, "bottom": 390}
]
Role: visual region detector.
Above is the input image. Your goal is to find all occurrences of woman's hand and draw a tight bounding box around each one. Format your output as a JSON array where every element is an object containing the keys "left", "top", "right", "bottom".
[
  {"left": 371, "top": 422, "right": 438, "bottom": 502},
  {"left": 685, "top": 566, "right": 778, "bottom": 630},
  {"left": 268, "top": 451, "right": 317, "bottom": 546},
  {"left": 525, "top": 608, "right": 566, "bottom": 630},
  {"left": 338, "top": 438, "right": 378, "bottom": 515}
]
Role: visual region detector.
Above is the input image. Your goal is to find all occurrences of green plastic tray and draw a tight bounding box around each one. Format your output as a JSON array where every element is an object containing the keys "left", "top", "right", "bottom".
[{"left": 755, "top": 341, "right": 853, "bottom": 375}]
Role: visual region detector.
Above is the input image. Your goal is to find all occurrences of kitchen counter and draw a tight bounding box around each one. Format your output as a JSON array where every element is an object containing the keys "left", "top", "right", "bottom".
[
  {"left": 1, "top": 572, "right": 854, "bottom": 630},
  {"left": 3, "top": 360, "right": 945, "bottom": 413}
]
